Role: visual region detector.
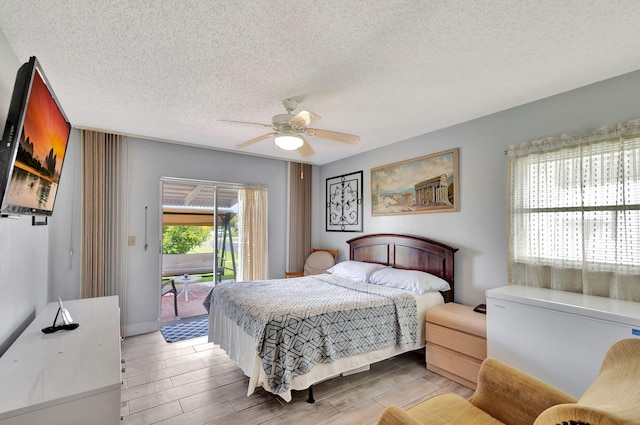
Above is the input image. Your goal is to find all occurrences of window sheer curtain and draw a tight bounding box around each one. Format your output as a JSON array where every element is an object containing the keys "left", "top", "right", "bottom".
[
  {"left": 237, "top": 186, "right": 269, "bottom": 281},
  {"left": 508, "top": 118, "right": 640, "bottom": 301},
  {"left": 80, "top": 130, "right": 129, "bottom": 314},
  {"left": 288, "top": 163, "right": 312, "bottom": 273}
]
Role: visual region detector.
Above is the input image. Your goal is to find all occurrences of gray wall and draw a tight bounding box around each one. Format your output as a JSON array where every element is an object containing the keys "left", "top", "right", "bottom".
[
  {"left": 0, "top": 29, "right": 49, "bottom": 354},
  {"left": 317, "top": 70, "right": 640, "bottom": 307}
]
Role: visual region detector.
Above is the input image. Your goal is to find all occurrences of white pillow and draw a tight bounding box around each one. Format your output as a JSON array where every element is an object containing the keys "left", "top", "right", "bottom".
[
  {"left": 327, "top": 260, "right": 387, "bottom": 282},
  {"left": 368, "top": 268, "right": 451, "bottom": 294}
]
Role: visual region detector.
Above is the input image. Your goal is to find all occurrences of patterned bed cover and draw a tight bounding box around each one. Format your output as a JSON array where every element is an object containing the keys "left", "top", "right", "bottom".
[{"left": 208, "top": 274, "right": 418, "bottom": 396}]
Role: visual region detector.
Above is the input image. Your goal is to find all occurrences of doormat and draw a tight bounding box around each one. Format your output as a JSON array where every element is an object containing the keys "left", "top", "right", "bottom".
[{"left": 161, "top": 317, "right": 209, "bottom": 343}]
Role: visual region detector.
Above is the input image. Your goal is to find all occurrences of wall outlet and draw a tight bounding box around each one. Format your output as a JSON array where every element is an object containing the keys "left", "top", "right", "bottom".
[{"left": 128, "top": 236, "right": 136, "bottom": 246}]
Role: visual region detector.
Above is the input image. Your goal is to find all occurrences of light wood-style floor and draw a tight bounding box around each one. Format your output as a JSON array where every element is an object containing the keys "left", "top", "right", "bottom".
[{"left": 121, "top": 332, "right": 473, "bottom": 425}]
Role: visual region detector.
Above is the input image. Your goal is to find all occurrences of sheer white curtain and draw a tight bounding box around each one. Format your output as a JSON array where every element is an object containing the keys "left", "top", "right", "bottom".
[
  {"left": 237, "top": 186, "right": 269, "bottom": 281},
  {"left": 508, "top": 118, "right": 640, "bottom": 301},
  {"left": 80, "top": 130, "right": 129, "bottom": 313}
]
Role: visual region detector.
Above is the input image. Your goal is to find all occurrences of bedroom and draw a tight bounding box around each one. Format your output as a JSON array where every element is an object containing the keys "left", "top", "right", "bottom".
[{"left": 1, "top": 2, "right": 640, "bottom": 424}]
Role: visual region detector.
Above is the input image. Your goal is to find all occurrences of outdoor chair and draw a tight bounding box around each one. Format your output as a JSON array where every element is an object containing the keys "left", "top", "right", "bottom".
[{"left": 161, "top": 278, "right": 178, "bottom": 316}]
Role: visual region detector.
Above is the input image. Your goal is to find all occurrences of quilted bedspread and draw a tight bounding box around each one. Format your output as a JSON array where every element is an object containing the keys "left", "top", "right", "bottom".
[{"left": 209, "top": 274, "right": 418, "bottom": 395}]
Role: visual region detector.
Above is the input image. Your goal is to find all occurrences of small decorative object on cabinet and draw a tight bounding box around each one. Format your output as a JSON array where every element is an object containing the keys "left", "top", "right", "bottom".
[{"left": 425, "top": 302, "right": 487, "bottom": 389}]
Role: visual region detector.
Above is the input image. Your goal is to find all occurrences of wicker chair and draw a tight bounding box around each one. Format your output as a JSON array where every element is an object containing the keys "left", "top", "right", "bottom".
[
  {"left": 378, "top": 338, "right": 640, "bottom": 425},
  {"left": 284, "top": 249, "right": 338, "bottom": 278}
]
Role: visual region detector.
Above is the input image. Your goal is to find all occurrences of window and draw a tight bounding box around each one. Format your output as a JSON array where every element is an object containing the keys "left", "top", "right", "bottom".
[{"left": 508, "top": 119, "right": 640, "bottom": 301}]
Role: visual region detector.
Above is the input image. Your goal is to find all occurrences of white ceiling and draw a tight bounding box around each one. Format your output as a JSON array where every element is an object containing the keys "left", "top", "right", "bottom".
[{"left": 1, "top": 1, "right": 640, "bottom": 165}]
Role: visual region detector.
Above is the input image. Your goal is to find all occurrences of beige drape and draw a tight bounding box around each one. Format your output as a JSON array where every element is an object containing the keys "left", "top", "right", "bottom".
[
  {"left": 80, "top": 130, "right": 129, "bottom": 311},
  {"left": 507, "top": 118, "right": 640, "bottom": 301},
  {"left": 288, "top": 162, "right": 312, "bottom": 273},
  {"left": 237, "top": 186, "right": 268, "bottom": 281}
]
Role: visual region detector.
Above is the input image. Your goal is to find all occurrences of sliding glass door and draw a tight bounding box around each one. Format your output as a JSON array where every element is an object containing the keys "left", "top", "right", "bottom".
[{"left": 160, "top": 178, "right": 239, "bottom": 324}]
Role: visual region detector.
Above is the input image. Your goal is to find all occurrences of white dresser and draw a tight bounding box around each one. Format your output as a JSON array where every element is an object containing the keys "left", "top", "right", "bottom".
[
  {"left": 0, "top": 296, "right": 122, "bottom": 424},
  {"left": 486, "top": 285, "right": 640, "bottom": 397}
]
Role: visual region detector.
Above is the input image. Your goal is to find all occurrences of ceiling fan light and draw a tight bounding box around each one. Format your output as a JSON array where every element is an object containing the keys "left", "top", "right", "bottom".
[{"left": 275, "top": 135, "right": 303, "bottom": 150}]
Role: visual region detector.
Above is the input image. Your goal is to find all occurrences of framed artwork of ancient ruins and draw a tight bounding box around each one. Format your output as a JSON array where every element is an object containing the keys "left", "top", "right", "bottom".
[{"left": 371, "top": 148, "right": 459, "bottom": 216}]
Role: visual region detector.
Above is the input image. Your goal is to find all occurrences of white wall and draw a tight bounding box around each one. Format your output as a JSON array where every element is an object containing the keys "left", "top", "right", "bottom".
[
  {"left": 49, "top": 136, "right": 289, "bottom": 336},
  {"left": 317, "top": 70, "right": 640, "bottom": 307},
  {"left": 0, "top": 29, "right": 50, "bottom": 354}
]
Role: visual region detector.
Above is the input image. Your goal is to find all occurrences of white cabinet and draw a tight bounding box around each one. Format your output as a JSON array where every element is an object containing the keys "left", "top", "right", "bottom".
[
  {"left": 0, "top": 296, "right": 122, "bottom": 424},
  {"left": 486, "top": 285, "right": 640, "bottom": 397}
]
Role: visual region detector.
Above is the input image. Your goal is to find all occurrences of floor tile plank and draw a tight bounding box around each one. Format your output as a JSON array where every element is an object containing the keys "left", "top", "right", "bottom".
[
  {"left": 121, "top": 400, "right": 183, "bottom": 425},
  {"left": 155, "top": 400, "right": 237, "bottom": 425},
  {"left": 126, "top": 359, "right": 207, "bottom": 388},
  {"left": 121, "top": 331, "right": 472, "bottom": 424}
]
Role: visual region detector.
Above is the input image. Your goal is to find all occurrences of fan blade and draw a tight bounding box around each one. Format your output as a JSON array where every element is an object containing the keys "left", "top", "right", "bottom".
[
  {"left": 297, "top": 136, "right": 315, "bottom": 157},
  {"left": 236, "top": 133, "right": 277, "bottom": 148},
  {"left": 290, "top": 110, "right": 321, "bottom": 128},
  {"left": 305, "top": 128, "right": 360, "bottom": 144},
  {"left": 220, "top": 119, "right": 274, "bottom": 128}
]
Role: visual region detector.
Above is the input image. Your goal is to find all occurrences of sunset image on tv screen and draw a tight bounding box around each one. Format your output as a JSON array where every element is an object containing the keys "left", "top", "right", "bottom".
[{"left": 6, "top": 68, "right": 71, "bottom": 211}]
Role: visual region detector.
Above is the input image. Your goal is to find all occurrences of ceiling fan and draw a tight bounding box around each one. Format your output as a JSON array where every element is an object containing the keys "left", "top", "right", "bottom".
[{"left": 223, "top": 99, "right": 360, "bottom": 157}]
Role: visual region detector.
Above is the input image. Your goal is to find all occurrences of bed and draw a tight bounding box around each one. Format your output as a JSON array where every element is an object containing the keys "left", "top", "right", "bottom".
[{"left": 206, "top": 233, "right": 457, "bottom": 402}]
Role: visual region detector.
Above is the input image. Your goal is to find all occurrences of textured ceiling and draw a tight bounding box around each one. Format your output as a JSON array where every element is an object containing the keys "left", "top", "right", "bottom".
[{"left": 1, "top": 1, "right": 640, "bottom": 165}]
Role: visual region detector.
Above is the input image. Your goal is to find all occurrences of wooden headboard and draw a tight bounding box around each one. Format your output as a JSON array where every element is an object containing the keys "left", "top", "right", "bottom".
[{"left": 347, "top": 233, "right": 458, "bottom": 303}]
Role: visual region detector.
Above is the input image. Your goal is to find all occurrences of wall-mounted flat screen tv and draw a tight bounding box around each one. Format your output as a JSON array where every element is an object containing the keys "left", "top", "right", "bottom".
[{"left": 0, "top": 56, "right": 71, "bottom": 216}]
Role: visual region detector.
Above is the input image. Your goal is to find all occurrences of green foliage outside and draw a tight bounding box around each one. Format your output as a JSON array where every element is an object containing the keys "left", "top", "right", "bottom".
[
  {"left": 162, "top": 223, "right": 238, "bottom": 281},
  {"left": 162, "top": 225, "right": 211, "bottom": 254}
]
